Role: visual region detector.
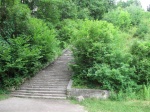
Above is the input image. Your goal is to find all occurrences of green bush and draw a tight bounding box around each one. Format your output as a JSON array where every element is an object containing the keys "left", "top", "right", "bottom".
[
  {"left": 0, "top": 3, "right": 61, "bottom": 90},
  {"left": 130, "top": 41, "right": 150, "bottom": 85},
  {"left": 103, "top": 7, "right": 131, "bottom": 30},
  {"left": 70, "top": 19, "right": 150, "bottom": 93},
  {"left": 0, "top": 36, "right": 42, "bottom": 89},
  {"left": 134, "top": 23, "right": 149, "bottom": 39},
  {"left": 27, "top": 18, "right": 61, "bottom": 63},
  {"left": 59, "top": 0, "right": 78, "bottom": 20},
  {"left": 74, "top": 0, "right": 115, "bottom": 20},
  {"left": 71, "top": 20, "right": 136, "bottom": 91},
  {"left": 125, "top": 5, "right": 144, "bottom": 26},
  {"left": 35, "top": 0, "right": 61, "bottom": 27},
  {"left": 71, "top": 20, "right": 117, "bottom": 70},
  {"left": 9, "top": 3, "right": 31, "bottom": 35},
  {"left": 0, "top": 3, "right": 31, "bottom": 39},
  {"left": 56, "top": 19, "right": 80, "bottom": 48}
]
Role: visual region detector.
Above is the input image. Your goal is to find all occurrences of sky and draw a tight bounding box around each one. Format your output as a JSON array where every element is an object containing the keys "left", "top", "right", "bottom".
[
  {"left": 117, "top": 0, "right": 150, "bottom": 11},
  {"left": 140, "top": 0, "right": 150, "bottom": 10}
]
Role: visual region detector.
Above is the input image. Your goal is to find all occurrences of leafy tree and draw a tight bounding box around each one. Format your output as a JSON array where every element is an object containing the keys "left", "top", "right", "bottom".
[
  {"left": 35, "top": 0, "right": 61, "bottom": 27},
  {"left": 59, "top": 0, "right": 78, "bottom": 20},
  {"left": 21, "top": 0, "right": 39, "bottom": 11},
  {"left": 117, "top": 0, "right": 141, "bottom": 8},
  {"left": 73, "top": 0, "right": 116, "bottom": 19},
  {"left": 125, "top": 4, "right": 144, "bottom": 26},
  {"left": 103, "top": 7, "right": 131, "bottom": 30}
]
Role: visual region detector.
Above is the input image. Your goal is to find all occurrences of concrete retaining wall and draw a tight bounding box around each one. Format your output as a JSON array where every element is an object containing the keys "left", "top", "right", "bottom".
[{"left": 67, "top": 80, "right": 110, "bottom": 99}]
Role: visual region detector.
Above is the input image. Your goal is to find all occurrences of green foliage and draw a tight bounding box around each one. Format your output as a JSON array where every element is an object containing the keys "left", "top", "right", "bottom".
[
  {"left": 73, "top": 0, "right": 115, "bottom": 20},
  {"left": 130, "top": 41, "right": 150, "bottom": 85},
  {"left": 117, "top": 0, "right": 141, "bottom": 8},
  {"left": 27, "top": 18, "right": 61, "bottom": 63},
  {"left": 77, "top": 8, "right": 90, "bottom": 19},
  {"left": 0, "top": 36, "right": 42, "bottom": 89},
  {"left": 71, "top": 20, "right": 135, "bottom": 91},
  {"left": 125, "top": 5, "right": 144, "bottom": 26},
  {"left": 35, "top": 0, "right": 61, "bottom": 27},
  {"left": 71, "top": 19, "right": 150, "bottom": 97},
  {"left": 87, "top": 63, "right": 136, "bottom": 91},
  {"left": 0, "top": 2, "right": 60, "bottom": 90},
  {"left": 56, "top": 19, "right": 79, "bottom": 48},
  {"left": 9, "top": 3, "right": 31, "bottom": 36},
  {"left": 133, "top": 12, "right": 150, "bottom": 39},
  {"left": 0, "top": 2, "right": 31, "bottom": 39},
  {"left": 138, "top": 85, "right": 150, "bottom": 100},
  {"left": 103, "top": 7, "right": 131, "bottom": 30},
  {"left": 59, "top": 0, "right": 78, "bottom": 20},
  {"left": 71, "top": 20, "right": 116, "bottom": 70},
  {"left": 134, "top": 23, "right": 149, "bottom": 39}
]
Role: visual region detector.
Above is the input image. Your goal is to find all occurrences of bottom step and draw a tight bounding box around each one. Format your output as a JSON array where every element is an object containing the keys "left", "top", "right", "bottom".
[{"left": 12, "top": 94, "right": 66, "bottom": 99}]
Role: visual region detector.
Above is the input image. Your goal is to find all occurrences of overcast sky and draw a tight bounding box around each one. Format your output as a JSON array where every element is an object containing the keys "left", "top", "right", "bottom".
[
  {"left": 117, "top": 0, "right": 150, "bottom": 10},
  {"left": 140, "top": 0, "right": 150, "bottom": 10}
]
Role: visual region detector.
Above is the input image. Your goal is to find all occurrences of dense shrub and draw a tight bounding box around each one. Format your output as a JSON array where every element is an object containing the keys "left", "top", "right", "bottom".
[
  {"left": 0, "top": 3, "right": 31, "bottom": 39},
  {"left": 134, "top": 22, "right": 149, "bottom": 39},
  {"left": 73, "top": 0, "right": 115, "bottom": 19},
  {"left": 87, "top": 63, "right": 136, "bottom": 91},
  {"left": 71, "top": 20, "right": 137, "bottom": 91},
  {"left": 27, "top": 18, "right": 61, "bottom": 63},
  {"left": 59, "top": 0, "right": 78, "bottom": 20},
  {"left": 56, "top": 19, "right": 80, "bottom": 48},
  {"left": 130, "top": 41, "right": 150, "bottom": 85},
  {"left": 35, "top": 0, "right": 61, "bottom": 28},
  {"left": 125, "top": 5, "right": 144, "bottom": 26},
  {"left": 103, "top": 8, "right": 131, "bottom": 30},
  {"left": 0, "top": 36, "right": 42, "bottom": 88},
  {"left": 71, "top": 19, "right": 150, "bottom": 93},
  {"left": 133, "top": 13, "right": 150, "bottom": 39},
  {"left": 0, "top": 2, "right": 60, "bottom": 89}
]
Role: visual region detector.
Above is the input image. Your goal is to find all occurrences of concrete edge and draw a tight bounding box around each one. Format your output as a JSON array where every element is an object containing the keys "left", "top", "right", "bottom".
[{"left": 67, "top": 79, "right": 110, "bottom": 99}]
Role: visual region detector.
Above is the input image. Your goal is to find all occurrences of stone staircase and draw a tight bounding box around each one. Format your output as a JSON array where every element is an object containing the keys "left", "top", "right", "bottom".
[{"left": 11, "top": 50, "right": 73, "bottom": 99}]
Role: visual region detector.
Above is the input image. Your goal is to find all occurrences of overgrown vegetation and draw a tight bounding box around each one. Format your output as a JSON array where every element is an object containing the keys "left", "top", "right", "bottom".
[
  {"left": 0, "top": 0, "right": 61, "bottom": 90},
  {"left": 0, "top": 0, "right": 150, "bottom": 101},
  {"left": 70, "top": 0, "right": 150, "bottom": 100}
]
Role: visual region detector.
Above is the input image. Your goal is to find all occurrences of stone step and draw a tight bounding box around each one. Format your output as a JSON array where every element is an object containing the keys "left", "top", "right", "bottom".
[
  {"left": 20, "top": 85, "right": 67, "bottom": 88},
  {"left": 11, "top": 50, "right": 72, "bottom": 99},
  {"left": 22, "top": 83, "right": 68, "bottom": 86},
  {"left": 12, "top": 94, "right": 66, "bottom": 99},
  {"left": 12, "top": 92, "right": 66, "bottom": 96},
  {"left": 24, "top": 81, "right": 69, "bottom": 84},
  {"left": 37, "top": 70, "right": 71, "bottom": 74},
  {"left": 30, "top": 79, "right": 70, "bottom": 82},
  {"left": 35, "top": 73, "right": 70, "bottom": 77},
  {"left": 27, "top": 81, "right": 69, "bottom": 84},
  {"left": 32, "top": 77, "right": 70, "bottom": 80},
  {"left": 34, "top": 74, "right": 71, "bottom": 77},
  {"left": 22, "top": 84, "right": 68, "bottom": 87},
  {"left": 12, "top": 90, "right": 66, "bottom": 94},
  {"left": 18, "top": 87, "right": 66, "bottom": 91}
]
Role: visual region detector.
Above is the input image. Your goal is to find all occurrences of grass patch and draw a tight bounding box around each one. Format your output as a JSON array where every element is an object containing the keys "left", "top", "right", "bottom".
[
  {"left": 0, "top": 90, "right": 9, "bottom": 100},
  {"left": 0, "top": 94, "right": 9, "bottom": 100},
  {"left": 72, "top": 98, "right": 150, "bottom": 112}
]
